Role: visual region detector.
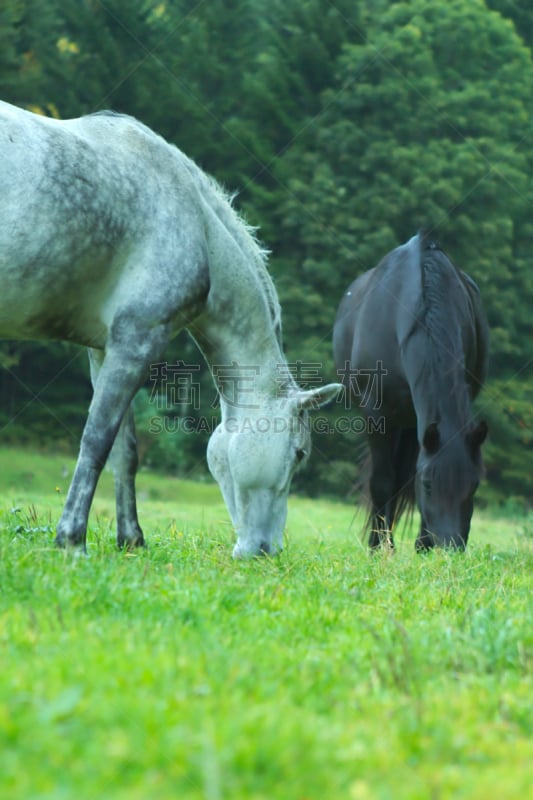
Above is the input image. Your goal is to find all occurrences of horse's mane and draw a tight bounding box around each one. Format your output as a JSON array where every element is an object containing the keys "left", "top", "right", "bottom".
[
  {"left": 413, "top": 233, "right": 473, "bottom": 429},
  {"left": 191, "top": 168, "right": 283, "bottom": 345},
  {"left": 86, "top": 110, "right": 283, "bottom": 345}
]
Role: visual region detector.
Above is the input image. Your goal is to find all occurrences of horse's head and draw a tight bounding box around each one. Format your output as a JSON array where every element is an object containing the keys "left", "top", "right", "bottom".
[
  {"left": 207, "top": 383, "right": 342, "bottom": 557},
  {"left": 415, "top": 420, "right": 488, "bottom": 549}
]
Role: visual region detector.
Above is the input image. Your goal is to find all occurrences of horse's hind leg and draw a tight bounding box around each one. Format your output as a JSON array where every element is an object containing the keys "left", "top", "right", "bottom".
[
  {"left": 367, "top": 432, "right": 396, "bottom": 549},
  {"left": 55, "top": 324, "right": 169, "bottom": 550},
  {"left": 111, "top": 406, "right": 145, "bottom": 548},
  {"left": 88, "top": 349, "right": 144, "bottom": 548}
]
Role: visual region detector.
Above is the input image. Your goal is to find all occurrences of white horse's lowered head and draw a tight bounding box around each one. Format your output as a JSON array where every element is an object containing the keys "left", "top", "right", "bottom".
[
  {"left": 207, "top": 386, "right": 340, "bottom": 558},
  {"left": 0, "top": 101, "right": 341, "bottom": 557}
]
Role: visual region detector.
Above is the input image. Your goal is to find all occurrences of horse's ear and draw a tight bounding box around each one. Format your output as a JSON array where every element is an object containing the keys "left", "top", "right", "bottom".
[
  {"left": 293, "top": 383, "right": 343, "bottom": 411},
  {"left": 422, "top": 422, "right": 440, "bottom": 454},
  {"left": 468, "top": 420, "right": 488, "bottom": 449}
]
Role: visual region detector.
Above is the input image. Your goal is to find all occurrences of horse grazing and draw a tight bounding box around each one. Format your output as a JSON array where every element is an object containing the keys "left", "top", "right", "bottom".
[
  {"left": 0, "top": 101, "right": 341, "bottom": 557},
  {"left": 333, "top": 233, "right": 489, "bottom": 551}
]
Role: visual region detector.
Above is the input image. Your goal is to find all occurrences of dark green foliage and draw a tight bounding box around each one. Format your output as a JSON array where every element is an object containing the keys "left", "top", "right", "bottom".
[
  {"left": 0, "top": 0, "right": 531, "bottom": 503},
  {"left": 486, "top": 0, "right": 533, "bottom": 46},
  {"left": 0, "top": 0, "right": 23, "bottom": 101},
  {"left": 276, "top": 0, "right": 533, "bottom": 369},
  {"left": 480, "top": 378, "right": 533, "bottom": 505},
  {"left": 0, "top": 343, "right": 90, "bottom": 453}
]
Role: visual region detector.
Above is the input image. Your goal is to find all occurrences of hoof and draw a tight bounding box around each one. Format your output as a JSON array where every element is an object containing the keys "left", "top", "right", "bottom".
[
  {"left": 117, "top": 529, "right": 145, "bottom": 550},
  {"left": 54, "top": 536, "right": 88, "bottom": 556},
  {"left": 55, "top": 529, "right": 87, "bottom": 551},
  {"left": 415, "top": 538, "right": 435, "bottom": 553},
  {"left": 368, "top": 532, "right": 395, "bottom": 551}
]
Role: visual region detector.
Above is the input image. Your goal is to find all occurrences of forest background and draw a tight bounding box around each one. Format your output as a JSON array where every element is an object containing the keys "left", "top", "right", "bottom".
[{"left": 0, "top": 0, "right": 531, "bottom": 505}]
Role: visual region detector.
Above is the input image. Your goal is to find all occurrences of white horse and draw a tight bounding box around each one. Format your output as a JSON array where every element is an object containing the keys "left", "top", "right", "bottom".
[{"left": 0, "top": 101, "right": 341, "bottom": 557}]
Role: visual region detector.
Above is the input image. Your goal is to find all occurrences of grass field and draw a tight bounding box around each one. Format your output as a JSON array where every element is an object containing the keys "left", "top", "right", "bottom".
[{"left": 0, "top": 448, "right": 531, "bottom": 800}]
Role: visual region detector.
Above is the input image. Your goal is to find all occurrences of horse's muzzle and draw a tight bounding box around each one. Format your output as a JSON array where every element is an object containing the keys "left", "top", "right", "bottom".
[{"left": 232, "top": 539, "right": 283, "bottom": 559}]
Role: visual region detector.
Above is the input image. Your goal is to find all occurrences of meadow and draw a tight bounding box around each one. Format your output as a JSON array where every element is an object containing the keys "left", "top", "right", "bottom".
[{"left": 0, "top": 448, "right": 531, "bottom": 800}]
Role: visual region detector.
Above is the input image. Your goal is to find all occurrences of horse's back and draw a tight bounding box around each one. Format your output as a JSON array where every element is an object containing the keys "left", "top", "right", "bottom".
[
  {"left": 333, "top": 234, "right": 488, "bottom": 421},
  {"left": 0, "top": 103, "right": 176, "bottom": 233},
  {"left": 333, "top": 267, "right": 376, "bottom": 370},
  {"left": 0, "top": 103, "right": 208, "bottom": 345},
  {"left": 0, "top": 106, "right": 140, "bottom": 342},
  {"left": 333, "top": 236, "right": 421, "bottom": 373}
]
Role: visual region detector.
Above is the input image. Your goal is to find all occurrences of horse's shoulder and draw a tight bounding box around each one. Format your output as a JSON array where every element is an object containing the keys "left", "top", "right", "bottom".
[
  {"left": 82, "top": 110, "right": 156, "bottom": 140},
  {"left": 79, "top": 110, "right": 159, "bottom": 146},
  {"left": 77, "top": 111, "right": 195, "bottom": 179}
]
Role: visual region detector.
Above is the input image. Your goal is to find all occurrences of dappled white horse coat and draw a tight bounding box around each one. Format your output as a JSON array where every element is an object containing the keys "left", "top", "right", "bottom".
[{"left": 0, "top": 101, "right": 341, "bottom": 557}]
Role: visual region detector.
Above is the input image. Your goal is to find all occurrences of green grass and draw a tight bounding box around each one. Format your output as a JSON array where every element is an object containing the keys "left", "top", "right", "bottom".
[{"left": 0, "top": 448, "right": 531, "bottom": 800}]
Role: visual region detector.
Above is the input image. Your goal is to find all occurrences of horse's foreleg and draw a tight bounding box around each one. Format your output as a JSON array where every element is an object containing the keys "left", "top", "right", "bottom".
[
  {"left": 368, "top": 433, "right": 396, "bottom": 550},
  {"left": 88, "top": 348, "right": 144, "bottom": 547},
  {"left": 415, "top": 521, "right": 435, "bottom": 552},
  {"left": 55, "top": 326, "right": 168, "bottom": 551}
]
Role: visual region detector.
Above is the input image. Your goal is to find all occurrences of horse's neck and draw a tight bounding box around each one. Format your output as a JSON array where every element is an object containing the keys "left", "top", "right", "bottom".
[
  {"left": 190, "top": 276, "right": 287, "bottom": 418},
  {"left": 194, "top": 315, "right": 285, "bottom": 410},
  {"left": 190, "top": 194, "right": 291, "bottom": 413},
  {"left": 190, "top": 198, "right": 287, "bottom": 410}
]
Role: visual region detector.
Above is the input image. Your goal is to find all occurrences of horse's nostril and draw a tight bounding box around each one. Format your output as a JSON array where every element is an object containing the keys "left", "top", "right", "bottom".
[{"left": 259, "top": 541, "right": 271, "bottom": 556}]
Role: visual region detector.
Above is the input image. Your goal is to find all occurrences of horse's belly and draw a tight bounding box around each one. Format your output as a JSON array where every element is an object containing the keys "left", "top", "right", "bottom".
[
  {"left": 0, "top": 290, "right": 109, "bottom": 347},
  {"left": 0, "top": 245, "right": 115, "bottom": 347}
]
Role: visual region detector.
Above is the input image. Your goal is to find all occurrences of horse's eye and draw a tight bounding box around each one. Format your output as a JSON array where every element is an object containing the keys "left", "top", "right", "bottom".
[
  {"left": 423, "top": 479, "right": 432, "bottom": 496},
  {"left": 295, "top": 448, "right": 307, "bottom": 463}
]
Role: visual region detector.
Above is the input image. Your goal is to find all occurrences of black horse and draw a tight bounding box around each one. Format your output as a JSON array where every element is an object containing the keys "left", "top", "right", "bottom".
[{"left": 333, "top": 233, "right": 489, "bottom": 550}]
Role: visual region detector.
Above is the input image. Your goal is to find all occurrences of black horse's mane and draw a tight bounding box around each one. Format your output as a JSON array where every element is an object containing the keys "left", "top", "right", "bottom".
[{"left": 413, "top": 234, "right": 473, "bottom": 429}]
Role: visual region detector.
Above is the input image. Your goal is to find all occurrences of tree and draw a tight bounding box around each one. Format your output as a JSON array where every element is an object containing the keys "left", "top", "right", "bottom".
[
  {"left": 1, "top": 0, "right": 531, "bottom": 500},
  {"left": 276, "top": 0, "right": 533, "bottom": 372},
  {"left": 486, "top": 0, "right": 533, "bottom": 47},
  {"left": 265, "top": 0, "right": 533, "bottom": 498},
  {"left": 0, "top": 0, "right": 23, "bottom": 103}
]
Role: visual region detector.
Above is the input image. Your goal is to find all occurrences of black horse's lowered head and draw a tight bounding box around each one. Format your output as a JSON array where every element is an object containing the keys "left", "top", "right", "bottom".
[{"left": 415, "top": 420, "right": 488, "bottom": 550}]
